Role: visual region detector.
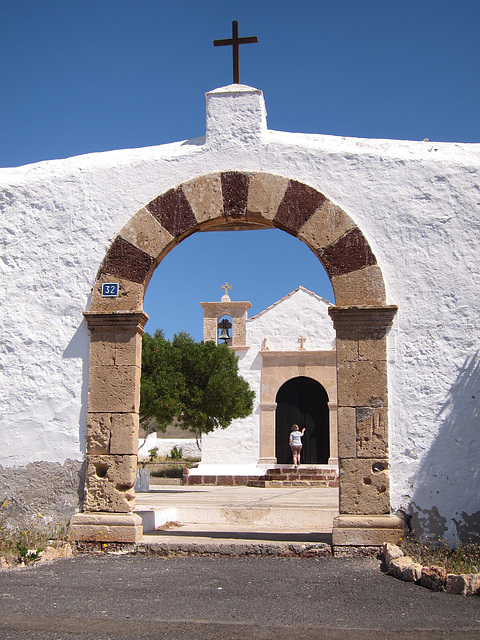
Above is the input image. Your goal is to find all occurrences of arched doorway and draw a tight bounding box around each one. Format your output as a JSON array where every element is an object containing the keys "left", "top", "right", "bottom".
[
  {"left": 275, "top": 377, "right": 329, "bottom": 465},
  {"left": 71, "top": 171, "right": 401, "bottom": 546}
]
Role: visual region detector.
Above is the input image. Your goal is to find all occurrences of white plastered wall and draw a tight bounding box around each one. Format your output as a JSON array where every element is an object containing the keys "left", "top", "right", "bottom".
[{"left": 1, "top": 84, "right": 479, "bottom": 540}]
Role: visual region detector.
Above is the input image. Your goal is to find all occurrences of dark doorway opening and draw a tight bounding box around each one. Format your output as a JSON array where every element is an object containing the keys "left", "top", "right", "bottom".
[{"left": 275, "top": 377, "right": 330, "bottom": 464}]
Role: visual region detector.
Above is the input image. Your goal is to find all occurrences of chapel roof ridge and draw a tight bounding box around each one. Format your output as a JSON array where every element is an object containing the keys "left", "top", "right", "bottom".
[{"left": 248, "top": 286, "right": 333, "bottom": 321}]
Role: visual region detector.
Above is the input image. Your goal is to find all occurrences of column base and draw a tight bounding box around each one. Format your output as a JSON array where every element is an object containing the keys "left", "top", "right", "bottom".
[
  {"left": 69, "top": 512, "right": 143, "bottom": 543},
  {"left": 258, "top": 457, "right": 277, "bottom": 465},
  {"left": 332, "top": 514, "right": 404, "bottom": 547}
]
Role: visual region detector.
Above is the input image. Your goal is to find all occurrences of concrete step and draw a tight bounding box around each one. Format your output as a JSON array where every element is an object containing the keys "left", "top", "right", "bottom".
[
  {"left": 137, "top": 504, "right": 338, "bottom": 533},
  {"left": 135, "top": 485, "right": 339, "bottom": 535},
  {"left": 141, "top": 522, "right": 333, "bottom": 549}
]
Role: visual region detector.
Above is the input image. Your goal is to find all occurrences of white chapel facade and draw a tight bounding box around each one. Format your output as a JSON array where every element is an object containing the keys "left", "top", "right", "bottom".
[{"left": 191, "top": 284, "right": 338, "bottom": 479}]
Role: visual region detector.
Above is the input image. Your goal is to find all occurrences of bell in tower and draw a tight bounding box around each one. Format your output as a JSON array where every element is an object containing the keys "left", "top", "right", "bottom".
[
  {"left": 200, "top": 283, "right": 251, "bottom": 349},
  {"left": 218, "top": 317, "right": 232, "bottom": 345}
]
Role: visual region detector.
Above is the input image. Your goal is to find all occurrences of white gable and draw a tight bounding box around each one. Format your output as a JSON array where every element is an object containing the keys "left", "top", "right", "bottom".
[{"left": 247, "top": 287, "right": 335, "bottom": 352}]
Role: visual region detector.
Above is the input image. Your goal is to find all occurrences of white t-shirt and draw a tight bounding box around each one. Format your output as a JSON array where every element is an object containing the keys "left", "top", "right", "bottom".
[{"left": 289, "top": 430, "right": 303, "bottom": 446}]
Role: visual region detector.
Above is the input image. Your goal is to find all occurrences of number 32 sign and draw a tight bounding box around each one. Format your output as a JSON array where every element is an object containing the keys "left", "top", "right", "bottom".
[{"left": 101, "top": 283, "right": 119, "bottom": 297}]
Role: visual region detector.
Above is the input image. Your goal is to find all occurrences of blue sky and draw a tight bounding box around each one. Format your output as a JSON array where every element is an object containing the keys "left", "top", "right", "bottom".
[{"left": 1, "top": 1, "right": 479, "bottom": 339}]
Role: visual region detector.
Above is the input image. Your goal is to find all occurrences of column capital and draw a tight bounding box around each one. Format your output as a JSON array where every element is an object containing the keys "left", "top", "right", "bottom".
[
  {"left": 259, "top": 402, "right": 277, "bottom": 411},
  {"left": 83, "top": 310, "right": 149, "bottom": 332},
  {"left": 328, "top": 305, "right": 397, "bottom": 329}
]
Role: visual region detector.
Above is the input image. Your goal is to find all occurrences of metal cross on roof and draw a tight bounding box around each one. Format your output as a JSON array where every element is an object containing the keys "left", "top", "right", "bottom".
[
  {"left": 221, "top": 282, "right": 232, "bottom": 298},
  {"left": 214, "top": 20, "right": 258, "bottom": 85}
]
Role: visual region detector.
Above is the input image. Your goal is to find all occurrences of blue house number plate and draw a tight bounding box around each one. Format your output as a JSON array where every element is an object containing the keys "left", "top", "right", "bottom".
[{"left": 101, "top": 283, "right": 119, "bottom": 297}]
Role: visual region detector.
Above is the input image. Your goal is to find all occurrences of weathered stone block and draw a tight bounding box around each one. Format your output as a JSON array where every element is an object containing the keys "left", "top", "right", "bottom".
[
  {"left": 421, "top": 565, "right": 447, "bottom": 591},
  {"left": 356, "top": 407, "right": 388, "bottom": 458},
  {"left": 86, "top": 413, "right": 111, "bottom": 454},
  {"left": 69, "top": 512, "right": 143, "bottom": 543},
  {"left": 339, "top": 458, "right": 390, "bottom": 514},
  {"left": 182, "top": 173, "right": 224, "bottom": 224},
  {"left": 90, "top": 276, "right": 145, "bottom": 313},
  {"left": 333, "top": 527, "right": 401, "bottom": 547},
  {"left": 84, "top": 455, "right": 137, "bottom": 513},
  {"left": 382, "top": 542, "right": 404, "bottom": 566},
  {"left": 446, "top": 573, "right": 480, "bottom": 596},
  {"left": 337, "top": 406, "right": 356, "bottom": 458},
  {"left": 89, "top": 331, "right": 117, "bottom": 366},
  {"left": 114, "top": 331, "right": 142, "bottom": 366},
  {"left": 298, "top": 199, "right": 355, "bottom": 251},
  {"left": 320, "top": 227, "right": 377, "bottom": 278},
  {"left": 89, "top": 330, "right": 141, "bottom": 367},
  {"left": 87, "top": 364, "right": 141, "bottom": 413},
  {"left": 357, "top": 327, "right": 388, "bottom": 362},
  {"left": 390, "top": 556, "right": 423, "bottom": 582},
  {"left": 86, "top": 412, "right": 139, "bottom": 455},
  {"left": 331, "top": 265, "right": 386, "bottom": 306},
  {"left": 335, "top": 330, "right": 359, "bottom": 363},
  {"left": 147, "top": 186, "right": 197, "bottom": 238},
  {"left": 247, "top": 173, "right": 289, "bottom": 221},
  {"left": 110, "top": 414, "right": 139, "bottom": 455},
  {"left": 98, "top": 236, "right": 155, "bottom": 285},
  {"left": 221, "top": 172, "right": 250, "bottom": 215},
  {"left": 119, "top": 206, "right": 175, "bottom": 263},
  {"left": 274, "top": 180, "right": 326, "bottom": 234},
  {"left": 337, "top": 360, "right": 387, "bottom": 407},
  {"left": 333, "top": 515, "right": 403, "bottom": 546}
]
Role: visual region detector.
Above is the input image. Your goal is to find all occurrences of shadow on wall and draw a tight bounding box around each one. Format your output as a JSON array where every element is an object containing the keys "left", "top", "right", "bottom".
[
  {"left": 408, "top": 351, "right": 480, "bottom": 544},
  {"left": 63, "top": 318, "right": 90, "bottom": 456}
]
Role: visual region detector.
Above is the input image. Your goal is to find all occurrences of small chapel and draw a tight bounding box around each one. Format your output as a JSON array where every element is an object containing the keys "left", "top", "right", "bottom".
[{"left": 184, "top": 283, "right": 338, "bottom": 483}]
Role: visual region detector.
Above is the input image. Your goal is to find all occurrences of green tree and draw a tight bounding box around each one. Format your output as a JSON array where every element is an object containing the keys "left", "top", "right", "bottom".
[{"left": 140, "top": 330, "right": 254, "bottom": 436}]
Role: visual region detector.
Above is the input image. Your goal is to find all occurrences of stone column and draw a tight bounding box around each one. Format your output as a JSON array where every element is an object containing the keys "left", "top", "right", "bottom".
[
  {"left": 328, "top": 306, "right": 404, "bottom": 546},
  {"left": 327, "top": 401, "right": 338, "bottom": 466},
  {"left": 259, "top": 402, "right": 277, "bottom": 464},
  {"left": 69, "top": 311, "right": 148, "bottom": 543}
]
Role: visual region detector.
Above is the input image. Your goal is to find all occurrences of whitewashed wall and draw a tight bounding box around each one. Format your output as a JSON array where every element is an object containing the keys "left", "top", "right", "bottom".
[
  {"left": 1, "top": 84, "right": 479, "bottom": 540},
  {"left": 138, "top": 435, "right": 200, "bottom": 460}
]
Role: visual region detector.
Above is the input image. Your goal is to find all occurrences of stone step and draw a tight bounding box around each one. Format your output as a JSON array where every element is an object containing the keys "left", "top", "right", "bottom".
[
  {"left": 250, "top": 480, "right": 338, "bottom": 488},
  {"left": 266, "top": 467, "right": 337, "bottom": 476},
  {"left": 253, "top": 466, "right": 339, "bottom": 488},
  {"left": 142, "top": 522, "right": 334, "bottom": 549},
  {"left": 182, "top": 467, "right": 339, "bottom": 487},
  {"left": 261, "top": 474, "right": 337, "bottom": 481}
]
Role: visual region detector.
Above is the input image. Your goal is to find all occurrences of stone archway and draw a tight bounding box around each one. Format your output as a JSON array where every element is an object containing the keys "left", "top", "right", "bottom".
[{"left": 69, "top": 171, "right": 402, "bottom": 546}]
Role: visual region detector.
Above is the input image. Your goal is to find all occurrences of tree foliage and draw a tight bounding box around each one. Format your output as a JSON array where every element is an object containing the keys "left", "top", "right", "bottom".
[{"left": 140, "top": 330, "right": 254, "bottom": 436}]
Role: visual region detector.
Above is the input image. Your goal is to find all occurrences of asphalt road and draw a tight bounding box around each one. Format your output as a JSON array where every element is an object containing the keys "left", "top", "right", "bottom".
[{"left": 0, "top": 554, "right": 479, "bottom": 639}]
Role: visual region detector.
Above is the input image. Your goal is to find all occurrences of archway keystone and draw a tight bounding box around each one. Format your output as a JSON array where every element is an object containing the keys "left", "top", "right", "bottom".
[{"left": 70, "top": 172, "right": 402, "bottom": 546}]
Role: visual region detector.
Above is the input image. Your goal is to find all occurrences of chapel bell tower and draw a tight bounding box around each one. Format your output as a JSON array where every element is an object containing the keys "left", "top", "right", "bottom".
[{"left": 200, "top": 283, "right": 251, "bottom": 349}]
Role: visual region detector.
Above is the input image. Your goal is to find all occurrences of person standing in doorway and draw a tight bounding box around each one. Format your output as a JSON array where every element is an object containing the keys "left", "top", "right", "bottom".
[{"left": 289, "top": 424, "right": 305, "bottom": 470}]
